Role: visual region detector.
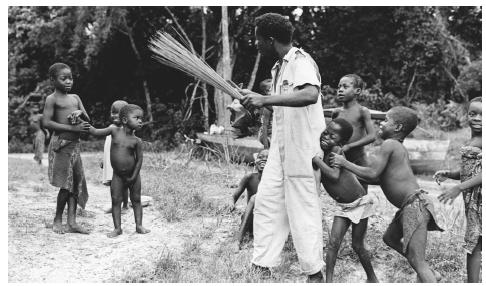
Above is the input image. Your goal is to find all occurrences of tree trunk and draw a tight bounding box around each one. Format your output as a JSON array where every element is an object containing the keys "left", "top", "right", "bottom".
[
  {"left": 216, "top": 6, "right": 232, "bottom": 130},
  {"left": 247, "top": 53, "right": 261, "bottom": 90},
  {"left": 201, "top": 7, "right": 209, "bottom": 131},
  {"left": 125, "top": 25, "right": 153, "bottom": 123}
]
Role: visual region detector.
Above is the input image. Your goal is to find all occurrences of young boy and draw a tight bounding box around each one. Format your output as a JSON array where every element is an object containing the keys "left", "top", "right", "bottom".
[
  {"left": 102, "top": 100, "right": 129, "bottom": 213},
  {"left": 231, "top": 149, "right": 269, "bottom": 250},
  {"left": 30, "top": 104, "right": 49, "bottom": 165},
  {"left": 89, "top": 104, "right": 150, "bottom": 238},
  {"left": 332, "top": 74, "right": 376, "bottom": 180},
  {"left": 330, "top": 106, "right": 443, "bottom": 282},
  {"left": 312, "top": 118, "right": 378, "bottom": 283},
  {"left": 257, "top": 79, "right": 273, "bottom": 149},
  {"left": 42, "top": 63, "right": 91, "bottom": 234}
]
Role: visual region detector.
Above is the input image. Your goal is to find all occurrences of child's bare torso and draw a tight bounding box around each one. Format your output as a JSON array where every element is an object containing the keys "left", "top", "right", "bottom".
[
  {"left": 110, "top": 127, "right": 139, "bottom": 177},
  {"left": 245, "top": 173, "right": 261, "bottom": 203},
  {"left": 378, "top": 139, "right": 420, "bottom": 208},
  {"left": 335, "top": 106, "right": 368, "bottom": 158},
  {"left": 321, "top": 153, "right": 366, "bottom": 203},
  {"left": 51, "top": 93, "right": 80, "bottom": 140}
]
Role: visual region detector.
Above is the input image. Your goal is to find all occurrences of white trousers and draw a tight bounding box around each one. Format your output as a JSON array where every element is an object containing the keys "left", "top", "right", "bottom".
[{"left": 251, "top": 141, "right": 324, "bottom": 275}]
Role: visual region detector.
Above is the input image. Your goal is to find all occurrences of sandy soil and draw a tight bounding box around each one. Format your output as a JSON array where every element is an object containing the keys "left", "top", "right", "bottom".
[{"left": 8, "top": 153, "right": 462, "bottom": 283}]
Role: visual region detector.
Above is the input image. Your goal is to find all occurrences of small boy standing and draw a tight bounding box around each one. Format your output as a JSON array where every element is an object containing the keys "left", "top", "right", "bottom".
[
  {"left": 332, "top": 74, "right": 376, "bottom": 174},
  {"left": 330, "top": 106, "right": 443, "bottom": 282},
  {"left": 257, "top": 79, "right": 273, "bottom": 149},
  {"left": 42, "top": 63, "right": 91, "bottom": 234},
  {"left": 102, "top": 100, "right": 129, "bottom": 213},
  {"left": 312, "top": 118, "right": 378, "bottom": 283},
  {"left": 89, "top": 104, "right": 150, "bottom": 238},
  {"left": 30, "top": 104, "right": 48, "bottom": 165}
]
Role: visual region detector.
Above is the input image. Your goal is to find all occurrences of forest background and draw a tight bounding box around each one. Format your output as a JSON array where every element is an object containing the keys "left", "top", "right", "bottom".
[{"left": 8, "top": 6, "right": 482, "bottom": 151}]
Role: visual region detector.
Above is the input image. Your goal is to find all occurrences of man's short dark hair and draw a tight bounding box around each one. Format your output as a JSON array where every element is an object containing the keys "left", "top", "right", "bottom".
[
  {"left": 48, "top": 62, "right": 71, "bottom": 79},
  {"left": 331, "top": 118, "right": 354, "bottom": 144},
  {"left": 255, "top": 13, "right": 294, "bottom": 44},
  {"left": 119, "top": 104, "right": 143, "bottom": 121},
  {"left": 388, "top": 106, "right": 418, "bottom": 136}
]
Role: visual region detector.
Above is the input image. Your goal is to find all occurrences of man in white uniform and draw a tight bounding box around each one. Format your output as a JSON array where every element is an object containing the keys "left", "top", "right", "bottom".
[{"left": 240, "top": 13, "right": 326, "bottom": 282}]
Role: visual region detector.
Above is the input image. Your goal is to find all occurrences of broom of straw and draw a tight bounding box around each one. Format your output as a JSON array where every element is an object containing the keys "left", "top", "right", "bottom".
[{"left": 149, "top": 31, "right": 242, "bottom": 100}]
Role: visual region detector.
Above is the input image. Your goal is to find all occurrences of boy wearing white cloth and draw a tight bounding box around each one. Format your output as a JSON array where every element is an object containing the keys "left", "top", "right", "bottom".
[{"left": 312, "top": 118, "right": 378, "bottom": 283}]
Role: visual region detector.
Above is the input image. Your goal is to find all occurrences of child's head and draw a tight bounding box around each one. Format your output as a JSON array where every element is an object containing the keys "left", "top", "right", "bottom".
[
  {"left": 320, "top": 118, "right": 353, "bottom": 151},
  {"left": 467, "top": 97, "right": 482, "bottom": 134},
  {"left": 259, "top": 79, "right": 272, "bottom": 95},
  {"left": 379, "top": 106, "right": 418, "bottom": 140},
  {"left": 119, "top": 104, "right": 144, "bottom": 131},
  {"left": 48, "top": 63, "right": 73, "bottom": 93},
  {"left": 337, "top": 74, "right": 364, "bottom": 103},
  {"left": 255, "top": 149, "right": 269, "bottom": 171},
  {"left": 110, "top": 100, "right": 128, "bottom": 125}
]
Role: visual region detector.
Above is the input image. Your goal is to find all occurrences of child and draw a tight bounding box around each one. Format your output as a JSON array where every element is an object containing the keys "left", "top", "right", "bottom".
[
  {"left": 89, "top": 104, "right": 150, "bottom": 238},
  {"left": 42, "top": 62, "right": 91, "bottom": 234},
  {"left": 312, "top": 118, "right": 378, "bottom": 283},
  {"left": 434, "top": 96, "right": 482, "bottom": 283},
  {"left": 332, "top": 74, "right": 376, "bottom": 178},
  {"left": 257, "top": 79, "right": 273, "bottom": 149},
  {"left": 231, "top": 149, "right": 269, "bottom": 250},
  {"left": 102, "top": 100, "right": 129, "bottom": 214},
  {"left": 30, "top": 105, "right": 49, "bottom": 165},
  {"left": 330, "top": 106, "right": 443, "bottom": 282}
]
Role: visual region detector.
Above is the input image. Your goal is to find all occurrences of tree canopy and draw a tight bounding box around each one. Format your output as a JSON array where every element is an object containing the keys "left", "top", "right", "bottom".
[{"left": 8, "top": 6, "right": 482, "bottom": 146}]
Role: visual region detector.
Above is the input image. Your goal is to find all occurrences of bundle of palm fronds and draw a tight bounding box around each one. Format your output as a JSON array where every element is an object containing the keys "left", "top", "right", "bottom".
[{"left": 149, "top": 31, "right": 242, "bottom": 100}]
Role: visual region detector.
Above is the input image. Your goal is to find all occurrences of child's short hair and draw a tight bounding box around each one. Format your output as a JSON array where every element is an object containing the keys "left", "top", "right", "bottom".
[
  {"left": 332, "top": 118, "right": 354, "bottom": 144},
  {"left": 48, "top": 63, "right": 71, "bottom": 79},
  {"left": 111, "top": 100, "right": 128, "bottom": 113},
  {"left": 388, "top": 106, "right": 418, "bottom": 136},
  {"left": 255, "top": 13, "right": 294, "bottom": 44},
  {"left": 119, "top": 104, "right": 143, "bottom": 122},
  {"left": 342, "top": 74, "right": 364, "bottom": 90},
  {"left": 259, "top": 79, "right": 272, "bottom": 93},
  {"left": 468, "top": 96, "right": 482, "bottom": 108}
]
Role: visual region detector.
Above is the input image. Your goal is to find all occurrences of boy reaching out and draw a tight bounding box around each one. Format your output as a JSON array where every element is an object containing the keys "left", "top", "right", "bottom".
[
  {"left": 330, "top": 106, "right": 443, "bottom": 282},
  {"left": 89, "top": 104, "right": 150, "bottom": 238},
  {"left": 312, "top": 118, "right": 378, "bottom": 283},
  {"left": 42, "top": 63, "right": 91, "bottom": 234}
]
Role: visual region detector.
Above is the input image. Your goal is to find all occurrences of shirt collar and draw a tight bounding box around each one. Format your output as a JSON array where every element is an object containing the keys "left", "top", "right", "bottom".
[{"left": 271, "top": 46, "right": 299, "bottom": 71}]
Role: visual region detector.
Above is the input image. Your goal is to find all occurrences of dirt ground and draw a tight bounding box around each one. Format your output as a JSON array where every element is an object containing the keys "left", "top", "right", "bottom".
[{"left": 8, "top": 153, "right": 465, "bottom": 282}]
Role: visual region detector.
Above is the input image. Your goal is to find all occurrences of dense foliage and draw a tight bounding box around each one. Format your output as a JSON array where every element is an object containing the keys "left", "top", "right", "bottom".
[{"left": 8, "top": 6, "right": 481, "bottom": 150}]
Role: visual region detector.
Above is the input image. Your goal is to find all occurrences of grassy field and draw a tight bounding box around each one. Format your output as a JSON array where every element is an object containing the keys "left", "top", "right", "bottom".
[{"left": 8, "top": 137, "right": 479, "bottom": 282}]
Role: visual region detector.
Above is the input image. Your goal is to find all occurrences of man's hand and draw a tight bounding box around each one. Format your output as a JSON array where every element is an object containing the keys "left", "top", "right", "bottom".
[
  {"left": 438, "top": 185, "right": 462, "bottom": 205},
  {"left": 72, "top": 121, "right": 91, "bottom": 133},
  {"left": 329, "top": 152, "right": 346, "bottom": 168},
  {"left": 240, "top": 89, "right": 266, "bottom": 108},
  {"left": 433, "top": 170, "right": 450, "bottom": 185}
]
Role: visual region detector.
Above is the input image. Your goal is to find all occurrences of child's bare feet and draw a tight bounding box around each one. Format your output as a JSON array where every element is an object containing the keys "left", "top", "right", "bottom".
[
  {"left": 121, "top": 206, "right": 129, "bottom": 214},
  {"left": 231, "top": 241, "right": 242, "bottom": 253},
  {"left": 52, "top": 220, "right": 64, "bottom": 234},
  {"left": 67, "top": 223, "right": 89, "bottom": 234},
  {"left": 136, "top": 226, "right": 150, "bottom": 234},
  {"left": 107, "top": 228, "right": 123, "bottom": 238}
]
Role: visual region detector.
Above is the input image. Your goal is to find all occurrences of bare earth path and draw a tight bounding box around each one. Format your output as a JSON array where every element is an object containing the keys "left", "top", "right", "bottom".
[
  {"left": 8, "top": 153, "right": 198, "bottom": 282},
  {"left": 8, "top": 153, "right": 465, "bottom": 282}
]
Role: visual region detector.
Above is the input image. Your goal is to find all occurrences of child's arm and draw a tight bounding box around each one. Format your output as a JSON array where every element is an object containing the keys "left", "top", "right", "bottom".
[
  {"left": 42, "top": 95, "right": 90, "bottom": 133},
  {"left": 433, "top": 168, "right": 461, "bottom": 184},
  {"left": 89, "top": 125, "right": 114, "bottom": 137},
  {"left": 232, "top": 175, "right": 250, "bottom": 206},
  {"left": 127, "top": 138, "right": 143, "bottom": 184},
  {"left": 438, "top": 174, "right": 482, "bottom": 204},
  {"left": 312, "top": 148, "right": 342, "bottom": 181},
  {"left": 343, "top": 107, "right": 375, "bottom": 152},
  {"left": 330, "top": 140, "right": 394, "bottom": 181}
]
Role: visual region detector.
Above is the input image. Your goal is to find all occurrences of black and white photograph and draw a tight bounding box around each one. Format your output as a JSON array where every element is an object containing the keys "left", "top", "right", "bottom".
[{"left": 7, "top": 5, "right": 482, "bottom": 283}]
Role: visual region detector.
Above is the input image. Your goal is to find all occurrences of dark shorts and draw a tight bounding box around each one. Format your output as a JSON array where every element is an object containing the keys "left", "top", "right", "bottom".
[{"left": 389, "top": 190, "right": 443, "bottom": 253}]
